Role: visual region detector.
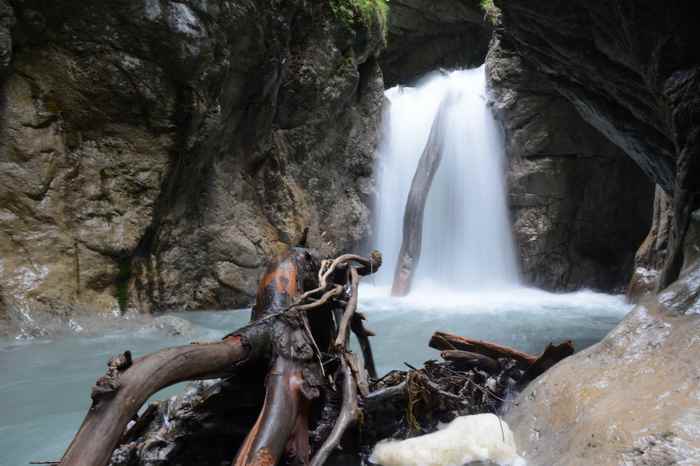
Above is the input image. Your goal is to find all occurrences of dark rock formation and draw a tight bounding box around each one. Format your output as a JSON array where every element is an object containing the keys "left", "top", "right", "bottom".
[
  {"left": 380, "top": 0, "right": 491, "bottom": 87},
  {"left": 627, "top": 186, "right": 672, "bottom": 301},
  {"left": 487, "top": 36, "right": 654, "bottom": 291},
  {"left": 494, "top": 0, "right": 700, "bottom": 291},
  {"left": 0, "top": 1, "right": 386, "bottom": 318}
]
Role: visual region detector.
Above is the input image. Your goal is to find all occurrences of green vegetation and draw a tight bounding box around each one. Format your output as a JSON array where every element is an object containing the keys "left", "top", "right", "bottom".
[
  {"left": 330, "top": 0, "right": 389, "bottom": 38},
  {"left": 480, "top": 0, "right": 500, "bottom": 25}
]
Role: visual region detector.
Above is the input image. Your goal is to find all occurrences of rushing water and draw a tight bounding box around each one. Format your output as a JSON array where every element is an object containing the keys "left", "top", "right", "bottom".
[
  {"left": 375, "top": 66, "right": 519, "bottom": 290},
  {"left": 0, "top": 293, "right": 630, "bottom": 465},
  {"left": 0, "top": 66, "right": 635, "bottom": 465}
]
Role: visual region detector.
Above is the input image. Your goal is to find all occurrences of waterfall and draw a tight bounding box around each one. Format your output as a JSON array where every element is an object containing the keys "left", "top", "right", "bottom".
[{"left": 374, "top": 66, "right": 520, "bottom": 293}]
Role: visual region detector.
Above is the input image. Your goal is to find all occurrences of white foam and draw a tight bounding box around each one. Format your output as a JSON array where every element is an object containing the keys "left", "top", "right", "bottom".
[
  {"left": 359, "top": 283, "right": 631, "bottom": 317},
  {"left": 370, "top": 413, "right": 526, "bottom": 466}
]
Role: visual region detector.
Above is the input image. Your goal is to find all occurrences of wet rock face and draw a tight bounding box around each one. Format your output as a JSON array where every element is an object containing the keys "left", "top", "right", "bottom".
[
  {"left": 494, "top": 0, "right": 697, "bottom": 193},
  {"left": 487, "top": 36, "right": 654, "bottom": 291},
  {"left": 379, "top": 0, "right": 491, "bottom": 87},
  {"left": 627, "top": 187, "right": 673, "bottom": 301},
  {"left": 0, "top": 1, "right": 386, "bottom": 317},
  {"left": 494, "top": 0, "right": 700, "bottom": 289},
  {"left": 506, "top": 260, "right": 700, "bottom": 465}
]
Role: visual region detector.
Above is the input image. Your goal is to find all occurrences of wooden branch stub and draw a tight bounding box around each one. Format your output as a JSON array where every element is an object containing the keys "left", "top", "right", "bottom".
[
  {"left": 90, "top": 350, "right": 133, "bottom": 403},
  {"left": 61, "top": 334, "right": 261, "bottom": 466},
  {"left": 334, "top": 268, "right": 359, "bottom": 351},
  {"left": 309, "top": 355, "right": 361, "bottom": 466},
  {"left": 519, "top": 340, "right": 574, "bottom": 387},
  {"left": 431, "top": 331, "right": 575, "bottom": 389},
  {"left": 351, "top": 315, "right": 378, "bottom": 379}
]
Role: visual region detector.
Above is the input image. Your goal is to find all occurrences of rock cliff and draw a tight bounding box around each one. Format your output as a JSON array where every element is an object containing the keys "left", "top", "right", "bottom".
[
  {"left": 487, "top": 35, "right": 654, "bottom": 291},
  {"left": 0, "top": 0, "right": 387, "bottom": 318},
  {"left": 379, "top": 0, "right": 490, "bottom": 86},
  {"left": 491, "top": 1, "right": 700, "bottom": 463},
  {"left": 494, "top": 0, "right": 700, "bottom": 293}
]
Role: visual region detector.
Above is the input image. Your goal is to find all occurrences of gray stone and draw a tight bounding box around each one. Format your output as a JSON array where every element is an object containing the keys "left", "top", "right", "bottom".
[
  {"left": 380, "top": 0, "right": 491, "bottom": 86},
  {"left": 505, "top": 261, "right": 700, "bottom": 465},
  {"left": 486, "top": 35, "right": 654, "bottom": 292},
  {"left": 627, "top": 187, "right": 673, "bottom": 301},
  {"left": 0, "top": 1, "right": 387, "bottom": 317},
  {"left": 150, "top": 315, "right": 195, "bottom": 337}
]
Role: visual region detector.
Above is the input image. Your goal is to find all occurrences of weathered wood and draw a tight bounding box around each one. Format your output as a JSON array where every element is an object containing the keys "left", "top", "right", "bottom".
[
  {"left": 60, "top": 330, "right": 268, "bottom": 466},
  {"left": 351, "top": 314, "right": 378, "bottom": 379},
  {"left": 392, "top": 96, "right": 451, "bottom": 296},
  {"left": 519, "top": 340, "right": 574, "bottom": 387},
  {"left": 440, "top": 349, "right": 501, "bottom": 373},
  {"left": 430, "top": 331, "right": 537, "bottom": 366},
  {"left": 309, "top": 355, "right": 361, "bottom": 466},
  {"left": 60, "top": 247, "right": 385, "bottom": 466},
  {"left": 335, "top": 268, "right": 359, "bottom": 350},
  {"left": 235, "top": 248, "right": 323, "bottom": 465},
  {"left": 233, "top": 357, "right": 312, "bottom": 466}
]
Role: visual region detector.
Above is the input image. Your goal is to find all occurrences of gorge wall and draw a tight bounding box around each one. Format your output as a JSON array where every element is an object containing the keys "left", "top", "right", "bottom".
[
  {"left": 0, "top": 0, "right": 386, "bottom": 319},
  {"left": 487, "top": 36, "right": 654, "bottom": 292},
  {"left": 491, "top": 1, "right": 700, "bottom": 463},
  {"left": 494, "top": 0, "right": 699, "bottom": 296},
  {"left": 1, "top": 0, "right": 695, "bottom": 319},
  {"left": 379, "top": 0, "right": 490, "bottom": 87}
]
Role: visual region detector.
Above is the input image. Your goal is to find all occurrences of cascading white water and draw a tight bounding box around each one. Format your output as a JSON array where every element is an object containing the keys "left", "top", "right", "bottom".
[
  {"left": 374, "top": 66, "right": 520, "bottom": 292},
  {"left": 0, "top": 71, "right": 632, "bottom": 466}
]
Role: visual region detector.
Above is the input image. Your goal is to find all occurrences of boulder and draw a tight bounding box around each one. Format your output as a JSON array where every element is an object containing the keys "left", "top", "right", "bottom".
[{"left": 506, "top": 259, "right": 700, "bottom": 465}]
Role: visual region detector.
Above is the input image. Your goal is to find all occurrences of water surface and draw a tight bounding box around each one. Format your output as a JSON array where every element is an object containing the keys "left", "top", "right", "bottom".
[{"left": 0, "top": 286, "right": 630, "bottom": 465}]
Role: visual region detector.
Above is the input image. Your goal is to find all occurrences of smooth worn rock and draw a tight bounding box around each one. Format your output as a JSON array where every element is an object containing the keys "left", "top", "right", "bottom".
[
  {"left": 486, "top": 35, "right": 654, "bottom": 292},
  {"left": 0, "top": 1, "right": 387, "bottom": 317},
  {"left": 506, "top": 262, "right": 700, "bottom": 465}
]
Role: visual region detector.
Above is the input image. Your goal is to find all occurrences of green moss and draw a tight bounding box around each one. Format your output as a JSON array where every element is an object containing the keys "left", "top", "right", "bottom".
[
  {"left": 115, "top": 257, "right": 131, "bottom": 314},
  {"left": 330, "top": 0, "right": 389, "bottom": 39},
  {"left": 480, "top": 0, "right": 500, "bottom": 25}
]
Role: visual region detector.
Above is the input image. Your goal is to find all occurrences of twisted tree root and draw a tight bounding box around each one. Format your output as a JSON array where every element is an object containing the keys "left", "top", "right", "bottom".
[{"left": 60, "top": 248, "right": 383, "bottom": 466}]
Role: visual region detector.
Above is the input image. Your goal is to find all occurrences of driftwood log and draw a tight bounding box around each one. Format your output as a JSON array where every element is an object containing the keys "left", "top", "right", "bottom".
[
  {"left": 391, "top": 95, "right": 451, "bottom": 297},
  {"left": 430, "top": 330, "right": 574, "bottom": 387},
  {"left": 60, "top": 248, "right": 382, "bottom": 466},
  {"left": 430, "top": 331, "right": 538, "bottom": 365},
  {"left": 60, "top": 248, "right": 575, "bottom": 466}
]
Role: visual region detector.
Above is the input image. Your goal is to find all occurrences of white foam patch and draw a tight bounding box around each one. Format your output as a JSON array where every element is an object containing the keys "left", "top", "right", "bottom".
[
  {"left": 370, "top": 413, "right": 526, "bottom": 466},
  {"left": 359, "top": 283, "right": 631, "bottom": 316}
]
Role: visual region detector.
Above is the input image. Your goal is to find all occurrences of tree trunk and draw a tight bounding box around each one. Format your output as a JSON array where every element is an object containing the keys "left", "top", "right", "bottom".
[{"left": 391, "top": 96, "right": 452, "bottom": 297}]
